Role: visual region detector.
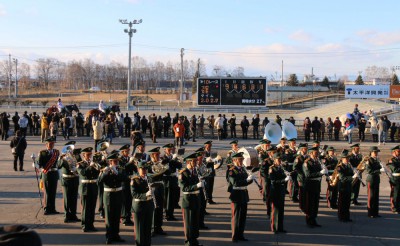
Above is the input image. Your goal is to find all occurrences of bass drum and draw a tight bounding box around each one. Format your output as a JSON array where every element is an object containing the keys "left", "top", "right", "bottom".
[{"left": 238, "top": 147, "right": 259, "bottom": 168}]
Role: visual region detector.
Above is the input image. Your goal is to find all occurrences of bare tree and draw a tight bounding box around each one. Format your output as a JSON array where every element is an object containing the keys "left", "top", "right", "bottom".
[
  {"left": 365, "top": 66, "right": 390, "bottom": 82},
  {"left": 231, "top": 66, "right": 245, "bottom": 77},
  {"left": 35, "top": 58, "right": 58, "bottom": 90}
]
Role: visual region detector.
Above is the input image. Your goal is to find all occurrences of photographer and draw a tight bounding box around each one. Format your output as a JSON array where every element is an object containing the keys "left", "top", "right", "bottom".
[{"left": 10, "top": 130, "right": 27, "bottom": 171}]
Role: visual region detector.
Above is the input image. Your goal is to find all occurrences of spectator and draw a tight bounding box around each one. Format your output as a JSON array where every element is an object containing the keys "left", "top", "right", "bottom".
[
  {"left": 157, "top": 116, "right": 163, "bottom": 138},
  {"left": 116, "top": 113, "right": 124, "bottom": 138},
  {"left": 207, "top": 115, "right": 215, "bottom": 139},
  {"left": 28, "top": 113, "right": 34, "bottom": 136},
  {"left": 319, "top": 118, "right": 325, "bottom": 141},
  {"left": 140, "top": 116, "right": 148, "bottom": 135},
  {"left": 275, "top": 115, "right": 282, "bottom": 127},
  {"left": 18, "top": 113, "right": 29, "bottom": 137},
  {"left": 326, "top": 117, "right": 333, "bottom": 141},
  {"left": 173, "top": 118, "right": 185, "bottom": 148},
  {"left": 10, "top": 130, "right": 27, "bottom": 171},
  {"left": 390, "top": 122, "right": 397, "bottom": 143},
  {"left": 163, "top": 113, "right": 171, "bottom": 137},
  {"left": 303, "top": 117, "right": 311, "bottom": 142},
  {"left": 333, "top": 117, "right": 342, "bottom": 141},
  {"left": 75, "top": 112, "right": 85, "bottom": 137},
  {"left": 62, "top": 115, "right": 70, "bottom": 140},
  {"left": 124, "top": 113, "right": 132, "bottom": 137},
  {"left": 222, "top": 114, "right": 228, "bottom": 139},
  {"left": 288, "top": 116, "right": 295, "bottom": 126},
  {"left": 12, "top": 112, "right": 20, "bottom": 133},
  {"left": 344, "top": 118, "right": 354, "bottom": 144},
  {"left": 214, "top": 114, "right": 224, "bottom": 140},
  {"left": 105, "top": 119, "right": 114, "bottom": 144},
  {"left": 240, "top": 116, "right": 250, "bottom": 139},
  {"left": 183, "top": 116, "right": 190, "bottom": 142},
  {"left": 228, "top": 114, "right": 237, "bottom": 139},
  {"left": 353, "top": 104, "right": 360, "bottom": 115},
  {"left": 358, "top": 116, "right": 366, "bottom": 142},
  {"left": 49, "top": 118, "right": 58, "bottom": 141},
  {"left": 252, "top": 114, "right": 260, "bottom": 139},
  {"left": 311, "top": 116, "right": 321, "bottom": 141},
  {"left": 198, "top": 114, "right": 205, "bottom": 138},
  {"left": 40, "top": 113, "right": 49, "bottom": 143},
  {"left": 84, "top": 114, "right": 93, "bottom": 137},
  {"left": 377, "top": 116, "right": 387, "bottom": 145},
  {"left": 31, "top": 112, "right": 40, "bottom": 136},
  {"left": 93, "top": 119, "right": 104, "bottom": 151},
  {"left": 189, "top": 115, "right": 197, "bottom": 142}
]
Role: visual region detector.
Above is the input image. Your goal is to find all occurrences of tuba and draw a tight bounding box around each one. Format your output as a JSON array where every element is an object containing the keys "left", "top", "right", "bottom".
[
  {"left": 329, "top": 166, "right": 340, "bottom": 187},
  {"left": 61, "top": 144, "right": 78, "bottom": 175},
  {"left": 264, "top": 122, "right": 282, "bottom": 144},
  {"left": 151, "top": 161, "right": 169, "bottom": 177},
  {"left": 282, "top": 120, "right": 298, "bottom": 140}
]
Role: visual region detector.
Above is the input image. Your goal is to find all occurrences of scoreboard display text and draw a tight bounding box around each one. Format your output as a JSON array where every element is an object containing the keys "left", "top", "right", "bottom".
[{"left": 197, "top": 77, "right": 266, "bottom": 106}]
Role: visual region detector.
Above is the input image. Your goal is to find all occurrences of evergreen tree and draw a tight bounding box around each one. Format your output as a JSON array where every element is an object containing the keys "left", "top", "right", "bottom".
[
  {"left": 354, "top": 75, "right": 364, "bottom": 85},
  {"left": 321, "top": 76, "right": 330, "bottom": 88},
  {"left": 286, "top": 74, "right": 299, "bottom": 86},
  {"left": 391, "top": 73, "right": 399, "bottom": 85}
]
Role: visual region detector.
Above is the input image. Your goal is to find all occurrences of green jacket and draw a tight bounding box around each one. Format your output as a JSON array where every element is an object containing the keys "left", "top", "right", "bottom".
[
  {"left": 365, "top": 157, "right": 381, "bottom": 184},
  {"left": 130, "top": 175, "right": 154, "bottom": 213},
  {"left": 179, "top": 168, "right": 201, "bottom": 209},
  {"left": 228, "top": 166, "right": 251, "bottom": 203},
  {"left": 337, "top": 163, "right": 353, "bottom": 192},
  {"left": 303, "top": 157, "right": 323, "bottom": 193},
  {"left": 387, "top": 156, "right": 400, "bottom": 184},
  {"left": 77, "top": 160, "right": 100, "bottom": 195},
  {"left": 294, "top": 154, "right": 308, "bottom": 185}
]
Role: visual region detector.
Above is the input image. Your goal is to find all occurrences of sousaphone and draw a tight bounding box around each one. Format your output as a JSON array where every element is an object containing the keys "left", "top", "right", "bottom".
[
  {"left": 282, "top": 120, "right": 297, "bottom": 140},
  {"left": 264, "top": 122, "right": 282, "bottom": 144}
]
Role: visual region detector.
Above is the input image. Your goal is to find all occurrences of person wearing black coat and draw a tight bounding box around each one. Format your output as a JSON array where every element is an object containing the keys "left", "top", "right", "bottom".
[{"left": 10, "top": 130, "right": 27, "bottom": 171}]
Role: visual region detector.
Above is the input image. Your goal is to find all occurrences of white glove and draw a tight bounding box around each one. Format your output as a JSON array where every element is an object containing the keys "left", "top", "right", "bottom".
[
  {"left": 352, "top": 173, "right": 358, "bottom": 179},
  {"left": 104, "top": 166, "right": 111, "bottom": 173},
  {"left": 196, "top": 181, "right": 203, "bottom": 188},
  {"left": 320, "top": 169, "right": 328, "bottom": 175},
  {"left": 285, "top": 176, "right": 291, "bottom": 182},
  {"left": 32, "top": 163, "right": 39, "bottom": 169},
  {"left": 172, "top": 154, "right": 178, "bottom": 159},
  {"left": 146, "top": 190, "right": 152, "bottom": 197},
  {"left": 129, "top": 157, "right": 135, "bottom": 163},
  {"left": 90, "top": 162, "right": 96, "bottom": 167},
  {"left": 111, "top": 166, "right": 118, "bottom": 174},
  {"left": 246, "top": 175, "right": 253, "bottom": 182},
  {"left": 380, "top": 167, "right": 385, "bottom": 172},
  {"left": 206, "top": 157, "right": 213, "bottom": 163}
]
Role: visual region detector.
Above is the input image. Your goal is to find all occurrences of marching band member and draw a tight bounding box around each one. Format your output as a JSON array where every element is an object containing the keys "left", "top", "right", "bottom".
[
  {"left": 324, "top": 146, "right": 339, "bottom": 209},
  {"left": 195, "top": 147, "right": 209, "bottom": 229},
  {"left": 269, "top": 153, "right": 289, "bottom": 234},
  {"left": 131, "top": 161, "right": 154, "bottom": 246},
  {"left": 147, "top": 147, "right": 167, "bottom": 236},
  {"left": 387, "top": 145, "right": 400, "bottom": 214},
  {"left": 228, "top": 152, "right": 253, "bottom": 242},
  {"left": 259, "top": 140, "right": 274, "bottom": 219},
  {"left": 36, "top": 136, "right": 60, "bottom": 215},
  {"left": 294, "top": 143, "right": 308, "bottom": 213},
  {"left": 365, "top": 146, "right": 384, "bottom": 218},
  {"left": 133, "top": 141, "right": 150, "bottom": 162},
  {"left": 349, "top": 143, "right": 363, "bottom": 205},
  {"left": 179, "top": 152, "right": 203, "bottom": 246},
  {"left": 226, "top": 140, "right": 240, "bottom": 182},
  {"left": 98, "top": 153, "right": 126, "bottom": 244},
  {"left": 162, "top": 143, "right": 182, "bottom": 221},
  {"left": 276, "top": 137, "right": 288, "bottom": 150},
  {"left": 77, "top": 147, "right": 99, "bottom": 232},
  {"left": 303, "top": 147, "right": 328, "bottom": 227},
  {"left": 57, "top": 141, "right": 80, "bottom": 223},
  {"left": 96, "top": 140, "right": 109, "bottom": 219},
  {"left": 204, "top": 140, "right": 217, "bottom": 204},
  {"left": 336, "top": 149, "right": 354, "bottom": 222},
  {"left": 284, "top": 138, "right": 298, "bottom": 202},
  {"left": 119, "top": 144, "right": 136, "bottom": 226}
]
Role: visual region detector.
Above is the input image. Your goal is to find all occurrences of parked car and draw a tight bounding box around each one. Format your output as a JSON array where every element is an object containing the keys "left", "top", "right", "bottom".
[{"left": 89, "top": 86, "right": 101, "bottom": 92}]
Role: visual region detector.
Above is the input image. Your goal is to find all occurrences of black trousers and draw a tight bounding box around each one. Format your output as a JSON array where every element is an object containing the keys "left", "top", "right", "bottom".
[
  {"left": 205, "top": 176, "right": 215, "bottom": 201},
  {"left": 359, "top": 129, "right": 365, "bottom": 141},
  {"left": 104, "top": 190, "right": 123, "bottom": 240},
  {"left": 230, "top": 127, "right": 236, "bottom": 138},
  {"left": 231, "top": 202, "right": 248, "bottom": 240},
  {"left": 13, "top": 153, "right": 24, "bottom": 170},
  {"left": 338, "top": 188, "right": 351, "bottom": 221},
  {"left": 42, "top": 171, "right": 58, "bottom": 213},
  {"left": 62, "top": 177, "right": 79, "bottom": 219},
  {"left": 182, "top": 207, "right": 200, "bottom": 246},
  {"left": 367, "top": 181, "right": 380, "bottom": 217}
]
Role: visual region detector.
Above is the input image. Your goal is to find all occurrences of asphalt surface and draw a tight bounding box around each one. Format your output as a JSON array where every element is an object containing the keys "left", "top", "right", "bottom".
[{"left": 1, "top": 135, "right": 400, "bottom": 246}]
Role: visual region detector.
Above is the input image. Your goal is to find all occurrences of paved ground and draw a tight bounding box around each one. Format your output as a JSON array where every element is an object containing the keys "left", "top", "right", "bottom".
[{"left": 1, "top": 135, "right": 400, "bottom": 246}]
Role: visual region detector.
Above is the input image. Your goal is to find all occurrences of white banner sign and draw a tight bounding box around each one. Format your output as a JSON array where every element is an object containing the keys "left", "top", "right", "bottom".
[{"left": 345, "top": 85, "right": 390, "bottom": 99}]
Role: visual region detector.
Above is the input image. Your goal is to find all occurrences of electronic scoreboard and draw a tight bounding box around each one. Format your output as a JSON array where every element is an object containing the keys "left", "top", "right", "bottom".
[{"left": 197, "top": 77, "right": 267, "bottom": 106}]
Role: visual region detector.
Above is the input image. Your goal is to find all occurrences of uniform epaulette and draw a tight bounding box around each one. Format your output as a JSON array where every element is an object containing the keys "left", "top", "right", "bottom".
[
  {"left": 179, "top": 169, "right": 186, "bottom": 174},
  {"left": 132, "top": 175, "right": 140, "bottom": 179},
  {"left": 40, "top": 150, "right": 47, "bottom": 154}
]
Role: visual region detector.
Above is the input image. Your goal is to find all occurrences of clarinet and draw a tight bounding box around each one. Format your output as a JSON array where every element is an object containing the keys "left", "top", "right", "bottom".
[
  {"left": 147, "top": 179, "right": 157, "bottom": 207},
  {"left": 196, "top": 166, "right": 209, "bottom": 201}
]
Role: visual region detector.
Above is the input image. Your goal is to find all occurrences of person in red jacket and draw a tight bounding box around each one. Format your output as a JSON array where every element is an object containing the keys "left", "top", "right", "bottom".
[{"left": 173, "top": 118, "right": 185, "bottom": 148}]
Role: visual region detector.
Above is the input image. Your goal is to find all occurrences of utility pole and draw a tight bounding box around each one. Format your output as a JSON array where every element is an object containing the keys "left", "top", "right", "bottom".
[
  {"left": 119, "top": 18, "right": 142, "bottom": 110},
  {"left": 13, "top": 58, "right": 18, "bottom": 98},
  {"left": 8, "top": 54, "right": 11, "bottom": 99},
  {"left": 180, "top": 48, "right": 184, "bottom": 104},
  {"left": 281, "top": 60, "right": 283, "bottom": 108}
]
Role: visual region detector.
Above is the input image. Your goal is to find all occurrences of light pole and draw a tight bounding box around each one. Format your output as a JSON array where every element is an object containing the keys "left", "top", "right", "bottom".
[
  {"left": 119, "top": 18, "right": 142, "bottom": 110},
  {"left": 180, "top": 48, "right": 184, "bottom": 104},
  {"left": 13, "top": 58, "right": 18, "bottom": 98},
  {"left": 8, "top": 54, "right": 11, "bottom": 99}
]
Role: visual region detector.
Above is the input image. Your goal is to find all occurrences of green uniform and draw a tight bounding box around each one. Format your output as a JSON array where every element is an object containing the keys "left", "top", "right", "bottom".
[
  {"left": 325, "top": 155, "right": 338, "bottom": 208},
  {"left": 294, "top": 154, "right": 307, "bottom": 212},
  {"left": 98, "top": 166, "right": 126, "bottom": 242},
  {"left": 284, "top": 147, "right": 298, "bottom": 201},
  {"left": 303, "top": 157, "right": 323, "bottom": 226},
  {"left": 120, "top": 155, "right": 137, "bottom": 225},
  {"left": 387, "top": 156, "right": 400, "bottom": 213},
  {"left": 147, "top": 162, "right": 165, "bottom": 234},
  {"left": 204, "top": 150, "right": 215, "bottom": 203},
  {"left": 365, "top": 157, "right": 381, "bottom": 217},
  {"left": 259, "top": 151, "right": 272, "bottom": 215},
  {"left": 269, "top": 165, "right": 286, "bottom": 232},
  {"left": 349, "top": 152, "right": 363, "bottom": 203},
  {"left": 179, "top": 168, "right": 201, "bottom": 246},
  {"left": 57, "top": 157, "right": 79, "bottom": 221},
  {"left": 228, "top": 165, "right": 251, "bottom": 241},
  {"left": 37, "top": 148, "right": 60, "bottom": 214},
  {"left": 77, "top": 160, "right": 99, "bottom": 231},
  {"left": 162, "top": 154, "right": 182, "bottom": 219},
  {"left": 97, "top": 151, "right": 108, "bottom": 218},
  {"left": 226, "top": 150, "right": 237, "bottom": 183},
  {"left": 131, "top": 175, "right": 154, "bottom": 246},
  {"left": 337, "top": 163, "right": 353, "bottom": 221}
]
